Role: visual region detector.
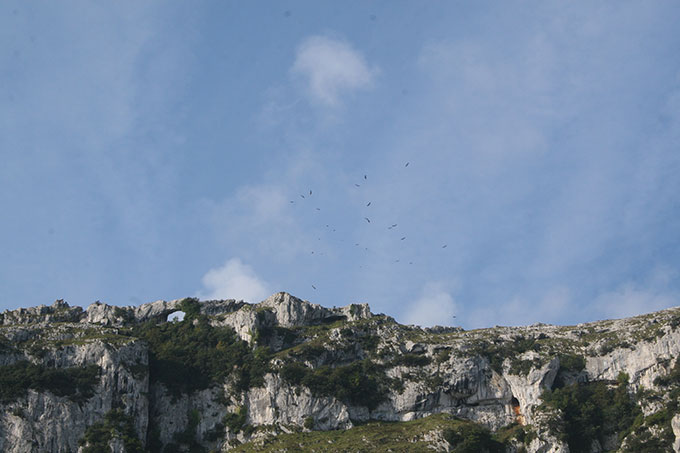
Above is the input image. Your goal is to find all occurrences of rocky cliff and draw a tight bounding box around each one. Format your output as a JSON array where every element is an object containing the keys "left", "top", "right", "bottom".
[{"left": 1, "top": 293, "right": 679, "bottom": 452}]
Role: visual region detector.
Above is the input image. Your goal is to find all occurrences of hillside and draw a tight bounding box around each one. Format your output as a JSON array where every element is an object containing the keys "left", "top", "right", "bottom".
[{"left": 1, "top": 292, "right": 680, "bottom": 452}]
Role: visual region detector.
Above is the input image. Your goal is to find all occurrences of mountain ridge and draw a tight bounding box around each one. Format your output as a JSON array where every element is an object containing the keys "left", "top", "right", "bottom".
[{"left": 1, "top": 293, "right": 679, "bottom": 452}]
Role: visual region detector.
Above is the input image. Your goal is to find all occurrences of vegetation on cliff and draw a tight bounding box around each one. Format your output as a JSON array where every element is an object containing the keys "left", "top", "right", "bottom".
[{"left": 0, "top": 361, "right": 100, "bottom": 403}]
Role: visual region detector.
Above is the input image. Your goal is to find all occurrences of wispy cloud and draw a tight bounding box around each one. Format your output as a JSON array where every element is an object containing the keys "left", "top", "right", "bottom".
[
  {"left": 588, "top": 267, "right": 680, "bottom": 320},
  {"left": 402, "top": 282, "right": 458, "bottom": 327},
  {"left": 591, "top": 285, "right": 679, "bottom": 320},
  {"left": 0, "top": 2, "right": 195, "bottom": 306},
  {"left": 292, "top": 35, "right": 377, "bottom": 107},
  {"left": 461, "top": 287, "right": 572, "bottom": 328},
  {"left": 198, "top": 258, "right": 271, "bottom": 302}
]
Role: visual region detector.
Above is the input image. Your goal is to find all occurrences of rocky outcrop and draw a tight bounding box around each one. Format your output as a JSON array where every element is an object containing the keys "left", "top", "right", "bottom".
[
  {"left": 246, "top": 374, "right": 353, "bottom": 431},
  {"left": 0, "top": 294, "right": 679, "bottom": 452},
  {"left": 259, "top": 292, "right": 371, "bottom": 327},
  {"left": 1, "top": 299, "right": 82, "bottom": 325},
  {"left": 0, "top": 339, "right": 148, "bottom": 452}
]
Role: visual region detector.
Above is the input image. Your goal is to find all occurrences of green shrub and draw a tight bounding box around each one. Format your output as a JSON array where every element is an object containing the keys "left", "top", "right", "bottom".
[
  {"left": 0, "top": 334, "right": 14, "bottom": 353},
  {"left": 224, "top": 406, "right": 248, "bottom": 433},
  {"left": 559, "top": 354, "right": 586, "bottom": 373},
  {"left": 509, "top": 358, "right": 542, "bottom": 376},
  {"left": 173, "top": 409, "right": 201, "bottom": 446},
  {"left": 0, "top": 361, "right": 100, "bottom": 403},
  {"left": 78, "top": 409, "right": 144, "bottom": 453},
  {"left": 280, "top": 362, "right": 308, "bottom": 385},
  {"left": 254, "top": 325, "right": 297, "bottom": 348},
  {"left": 654, "top": 359, "right": 680, "bottom": 387},
  {"left": 280, "top": 360, "right": 388, "bottom": 410},
  {"left": 113, "top": 306, "right": 134, "bottom": 323},
  {"left": 178, "top": 297, "right": 201, "bottom": 319},
  {"left": 304, "top": 416, "right": 315, "bottom": 430},
  {"left": 443, "top": 423, "right": 504, "bottom": 453},
  {"left": 495, "top": 423, "right": 531, "bottom": 444},
  {"left": 294, "top": 344, "right": 327, "bottom": 361},
  {"left": 131, "top": 316, "right": 269, "bottom": 396},
  {"left": 541, "top": 377, "right": 641, "bottom": 452},
  {"left": 621, "top": 408, "right": 676, "bottom": 452},
  {"left": 391, "top": 353, "right": 431, "bottom": 367},
  {"left": 359, "top": 334, "right": 380, "bottom": 352},
  {"left": 468, "top": 337, "right": 541, "bottom": 374},
  {"left": 435, "top": 349, "right": 451, "bottom": 363}
]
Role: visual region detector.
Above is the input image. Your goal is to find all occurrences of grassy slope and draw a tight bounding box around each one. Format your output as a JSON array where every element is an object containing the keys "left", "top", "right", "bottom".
[{"left": 230, "top": 413, "right": 510, "bottom": 453}]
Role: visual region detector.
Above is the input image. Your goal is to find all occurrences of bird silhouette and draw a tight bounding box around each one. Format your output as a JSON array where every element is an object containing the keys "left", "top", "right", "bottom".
[
  {"left": 401, "top": 237, "right": 406, "bottom": 240},
  {"left": 442, "top": 244, "right": 448, "bottom": 248},
  {"left": 300, "top": 194, "right": 305, "bottom": 199},
  {"left": 312, "top": 285, "right": 316, "bottom": 290},
  {"left": 355, "top": 184, "right": 361, "bottom": 187},
  {"left": 366, "top": 202, "right": 371, "bottom": 207},
  {"left": 364, "top": 175, "right": 367, "bottom": 179},
  {"left": 309, "top": 190, "right": 312, "bottom": 195},
  {"left": 405, "top": 162, "right": 409, "bottom": 167},
  {"left": 364, "top": 217, "right": 371, "bottom": 223}
]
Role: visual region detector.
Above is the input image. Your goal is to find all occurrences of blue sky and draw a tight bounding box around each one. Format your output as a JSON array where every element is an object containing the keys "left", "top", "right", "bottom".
[{"left": 1, "top": 1, "right": 679, "bottom": 328}]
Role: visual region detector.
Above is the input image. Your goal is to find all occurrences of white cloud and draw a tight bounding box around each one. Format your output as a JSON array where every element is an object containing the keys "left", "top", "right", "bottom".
[
  {"left": 292, "top": 35, "right": 376, "bottom": 107},
  {"left": 234, "top": 184, "right": 290, "bottom": 226},
  {"left": 402, "top": 282, "right": 458, "bottom": 327},
  {"left": 198, "top": 258, "right": 271, "bottom": 302},
  {"left": 590, "top": 284, "right": 679, "bottom": 320},
  {"left": 461, "top": 287, "right": 572, "bottom": 328}
]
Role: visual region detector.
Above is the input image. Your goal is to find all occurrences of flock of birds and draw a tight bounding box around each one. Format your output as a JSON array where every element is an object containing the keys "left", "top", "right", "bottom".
[{"left": 287, "top": 162, "right": 448, "bottom": 291}]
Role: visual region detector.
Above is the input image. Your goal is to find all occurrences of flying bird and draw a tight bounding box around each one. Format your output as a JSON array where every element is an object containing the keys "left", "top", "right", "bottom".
[
  {"left": 309, "top": 190, "right": 312, "bottom": 195},
  {"left": 364, "top": 175, "right": 367, "bottom": 179},
  {"left": 442, "top": 244, "right": 448, "bottom": 248},
  {"left": 366, "top": 202, "right": 371, "bottom": 207},
  {"left": 316, "top": 208, "right": 321, "bottom": 211},
  {"left": 364, "top": 217, "right": 371, "bottom": 223},
  {"left": 401, "top": 237, "right": 406, "bottom": 240},
  {"left": 312, "top": 285, "right": 316, "bottom": 290},
  {"left": 355, "top": 184, "right": 361, "bottom": 187},
  {"left": 405, "top": 162, "right": 409, "bottom": 167},
  {"left": 300, "top": 195, "right": 305, "bottom": 199}
]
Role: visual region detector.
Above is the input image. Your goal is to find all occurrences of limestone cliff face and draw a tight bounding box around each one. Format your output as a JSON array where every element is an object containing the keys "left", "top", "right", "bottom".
[
  {"left": 0, "top": 339, "right": 148, "bottom": 452},
  {"left": 1, "top": 293, "right": 679, "bottom": 452}
]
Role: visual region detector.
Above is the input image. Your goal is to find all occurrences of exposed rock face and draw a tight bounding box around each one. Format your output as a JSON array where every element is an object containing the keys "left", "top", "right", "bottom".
[
  {"left": 246, "top": 374, "right": 353, "bottom": 431},
  {"left": 0, "top": 340, "right": 148, "bottom": 452},
  {"left": 259, "top": 292, "right": 371, "bottom": 327},
  {"left": 1, "top": 293, "right": 679, "bottom": 452}
]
